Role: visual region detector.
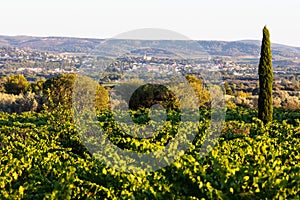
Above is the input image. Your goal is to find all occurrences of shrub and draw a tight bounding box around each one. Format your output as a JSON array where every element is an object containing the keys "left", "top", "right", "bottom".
[{"left": 0, "top": 92, "right": 38, "bottom": 113}]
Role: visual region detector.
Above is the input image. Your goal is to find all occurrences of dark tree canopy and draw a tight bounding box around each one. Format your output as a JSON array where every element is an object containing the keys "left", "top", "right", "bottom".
[
  {"left": 258, "top": 26, "right": 273, "bottom": 123},
  {"left": 4, "top": 74, "right": 29, "bottom": 95},
  {"left": 129, "top": 83, "right": 179, "bottom": 111}
]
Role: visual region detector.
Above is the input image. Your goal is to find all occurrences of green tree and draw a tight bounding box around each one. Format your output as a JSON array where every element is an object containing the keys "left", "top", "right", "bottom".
[
  {"left": 4, "top": 74, "right": 29, "bottom": 95},
  {"left": 224, "top": 81, "right": 233, "bottom": 95},
  {"left": 43, "top": 73, "right": 108, "bottom": 110},
  {"left": 30, "top": 80, "right": 45, "bottom": 95},
  {"left": 258, "top": 26, "right": 273, "bottom": 123},
  {"left": 128, "top": 83, "right": 180, "bottom": 111},
  {"left": 43, "top": 73, "right": 76, "bottom": 109},
  {"left": 186, "top": 75, "right": 210, "bottom": 108}
]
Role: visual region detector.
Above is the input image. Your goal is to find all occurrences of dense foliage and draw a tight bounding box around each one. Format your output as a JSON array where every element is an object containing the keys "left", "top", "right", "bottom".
[
  {"left": 43, "top": 74, "right": 109, "bottom": 111},
  {"left": 0, "top": 106, "right": 299, "bottom": 199},
  {"left": 4, "top": 75, "right": 29, "bottom": 95},
  {"left": 258, "top": 26, "right": 273, "bottom": 123}
]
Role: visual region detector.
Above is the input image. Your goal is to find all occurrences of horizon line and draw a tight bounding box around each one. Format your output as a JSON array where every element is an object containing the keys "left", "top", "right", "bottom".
[{"left": 0, "top": 34, "right": 299, "bottom": 48}]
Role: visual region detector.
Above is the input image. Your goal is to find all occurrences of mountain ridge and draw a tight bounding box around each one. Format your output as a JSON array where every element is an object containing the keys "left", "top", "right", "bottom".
[{"left": 0, "top": 35, "right": 299, "bottom": 59}]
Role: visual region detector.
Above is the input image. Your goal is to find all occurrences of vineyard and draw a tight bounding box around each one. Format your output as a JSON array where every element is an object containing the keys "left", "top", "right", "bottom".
[{"left": 0, "top": 106, "right": 299, "bottom": 199}]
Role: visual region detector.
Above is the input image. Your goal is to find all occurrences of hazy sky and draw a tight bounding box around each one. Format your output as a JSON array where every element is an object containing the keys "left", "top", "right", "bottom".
[{"left": 1, "top": 0, "right": 300, "bottom": 46}]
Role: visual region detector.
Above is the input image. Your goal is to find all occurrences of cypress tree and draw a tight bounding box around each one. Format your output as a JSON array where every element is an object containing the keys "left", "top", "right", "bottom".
[{"left": 258, "top": 26, "right": 273, "bottom": 123}]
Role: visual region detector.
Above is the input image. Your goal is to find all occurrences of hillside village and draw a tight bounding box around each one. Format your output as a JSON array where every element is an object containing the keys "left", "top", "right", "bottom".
[{"left": 0, "top": 43, "right": 299, "bottom": 111}]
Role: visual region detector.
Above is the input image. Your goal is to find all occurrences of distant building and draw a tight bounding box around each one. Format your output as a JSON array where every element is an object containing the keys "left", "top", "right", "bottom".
[{"left": 143, "top": 54, "right": 152, "bottom": 61}]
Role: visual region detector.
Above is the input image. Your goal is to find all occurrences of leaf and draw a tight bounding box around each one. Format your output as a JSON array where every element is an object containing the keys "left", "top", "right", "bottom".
[
  {"left": 19, "top": 186, "right": 25, "bottom": 195},
  {"left": 102, "top": 168, "right": 107, "bottom": 175},
  {"left": 243, "top": 176, "right": 250, "bottom": 181},
  {"left": 12, "top": 172, "right": 18, "bottom": 180},
  {"left": 211, "top": 149, "right": 218, "bottom": 158}
]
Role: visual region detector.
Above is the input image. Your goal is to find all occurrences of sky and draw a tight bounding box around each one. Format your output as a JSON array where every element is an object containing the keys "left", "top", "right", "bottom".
[{"left": 1, "top": 0, "right": 300, "bottom": 47}]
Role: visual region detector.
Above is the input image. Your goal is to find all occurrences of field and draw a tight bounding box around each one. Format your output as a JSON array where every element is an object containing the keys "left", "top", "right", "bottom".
[{"left": 0, "top": 106, "right": 299, "bottom": 199}]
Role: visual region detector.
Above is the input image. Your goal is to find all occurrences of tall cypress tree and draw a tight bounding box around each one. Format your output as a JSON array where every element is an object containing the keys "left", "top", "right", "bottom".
[{"left": 258, "top": 26, "right": 273, "bottom": 123}]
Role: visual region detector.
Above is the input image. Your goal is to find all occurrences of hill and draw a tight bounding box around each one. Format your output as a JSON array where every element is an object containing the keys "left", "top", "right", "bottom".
[{"left": 0, "top": 35, "right": 299, "bottom": 60}]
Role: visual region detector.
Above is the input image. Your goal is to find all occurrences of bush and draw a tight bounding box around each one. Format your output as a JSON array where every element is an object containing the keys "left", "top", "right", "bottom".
[
  {"left": 0, "top": 92, "right": 38, "bottom": 113},
  {"left": 4, "top": 74, "right": 29, "bottom": 95}
]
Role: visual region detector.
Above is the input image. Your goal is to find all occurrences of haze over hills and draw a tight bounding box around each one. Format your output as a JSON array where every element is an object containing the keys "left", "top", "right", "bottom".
[{"left": 0, "top": 35, "right": 299, "bottom": 60}]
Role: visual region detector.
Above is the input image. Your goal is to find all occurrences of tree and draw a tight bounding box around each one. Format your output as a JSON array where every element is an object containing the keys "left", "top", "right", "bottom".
[
  {"left": 224, "top": 81, "right": 233, "bottom": 95},
  {"left": 30, "top": 80, "right": 45, "bottom": 95},
  {"left": 128, "top": 83, "right": 180, "bottom": 111},
  {"left": 43, "top": 73, "right": 76, "bottom": 109},
  {"left": 4, "top": 74, "right": 29, "bottom": 95},
  {"left": 258, "top": 26, "right": 273, "bottom": 123},
  {"left": 43, "top": 73, "right": 109, "bottom": 110},
  {"left": 186, "top": 75, "right": 210, "bottom": 108}
]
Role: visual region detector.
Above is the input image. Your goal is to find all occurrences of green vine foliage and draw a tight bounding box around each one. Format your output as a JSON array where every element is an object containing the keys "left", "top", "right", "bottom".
[{"left": 0, "top": 106, "right": 299, "bottom": 199}]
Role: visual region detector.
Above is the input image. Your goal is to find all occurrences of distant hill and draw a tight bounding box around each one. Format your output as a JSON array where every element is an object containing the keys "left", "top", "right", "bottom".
[
  {"left": 0, "top": 35, "right": 101, "bottom": 53},
  {"left": 198, "top": 40, "right": 300, "bottom": 58},
  {"left": 0, "top": 35, "right": 299, "bottom": 60}
]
